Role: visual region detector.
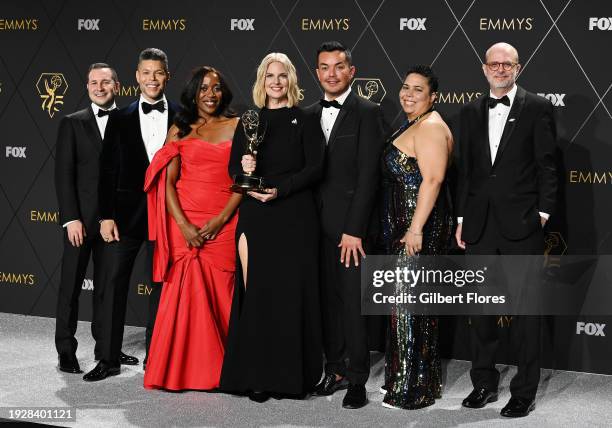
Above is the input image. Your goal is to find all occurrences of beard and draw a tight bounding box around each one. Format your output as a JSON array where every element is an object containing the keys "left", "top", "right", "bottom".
[{"left": 488, "top": 73, "right": 516, "bottom": 90}]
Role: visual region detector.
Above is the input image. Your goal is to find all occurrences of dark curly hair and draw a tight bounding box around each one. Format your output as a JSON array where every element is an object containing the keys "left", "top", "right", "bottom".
[
  {"left": 174, "top": 66, "right": 236, "bottom": 138},
  {"left": 404, "top": 65, "right": 439, "bottom": 93}
]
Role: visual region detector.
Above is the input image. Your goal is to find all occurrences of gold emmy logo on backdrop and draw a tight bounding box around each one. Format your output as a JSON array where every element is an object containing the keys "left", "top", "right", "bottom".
[
  {"left": 301, "top": 18, "right": 350, "bottom": 31},
  {"left": 497, "top": 315, "right": 513, "bottom": 328},
  {"left": 29, "top": 210, "right": 59, "bottom": 223},
  {"left": 118, "top": 84, "right": 140, "bottom": 97},
  {"left": 436, "top": 91, "right": 483, "bottom": 104},
  {"left": 479, "top": 18, "right": 533, "bottom": 31},
  {"left": 0, "top": 19, "right": 39, "bottom": 31},
  {"left": 142, "top": 18, "right": 187, "bottom": 31},
  {"left": 36, "top": 73, "right": 68, "bottom": 118},
  {"left": 0, "top": 272, "right": 36, "bottom": 285},
  {"left": 544, "top": 231, "right": 567, "bottom": 269},
  {"left": 138, "top": 283, "right": 152, "bottom": 295},
  {"left": 568, "top": 170, "right": 612, "bottom": 184},
  {"left": 351, "top": 78, "right": 386, "bottom": 104}
]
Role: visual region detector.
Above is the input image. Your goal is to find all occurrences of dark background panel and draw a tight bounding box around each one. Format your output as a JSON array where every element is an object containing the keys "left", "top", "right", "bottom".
[{"left": 0, "top": 0, "right": 611, "bottom": 375}]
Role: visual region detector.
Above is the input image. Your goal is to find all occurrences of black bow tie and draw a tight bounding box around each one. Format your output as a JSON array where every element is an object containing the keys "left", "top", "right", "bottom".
[
  {"left": 141, "top": 101, "right": 165, "bottom": 114},
  {"left": 319, "top": 99, "right": 342, "bottom": 109},
  {"left": 487, "top": 95, "right": 510, "bottom": 109},
  {"left": 97, "top": 109, "right": 113, "bottom": 117}
]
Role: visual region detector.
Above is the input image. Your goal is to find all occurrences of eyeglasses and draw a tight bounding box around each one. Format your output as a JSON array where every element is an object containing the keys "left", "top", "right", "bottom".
[{"left": 486, "top": 62, "right": 518, "bottom": 71}]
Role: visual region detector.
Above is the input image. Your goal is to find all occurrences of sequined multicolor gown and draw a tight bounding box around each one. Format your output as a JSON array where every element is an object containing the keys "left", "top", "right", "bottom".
[{"left": 379, "top": 139, "right": 452, "bottom": 409}]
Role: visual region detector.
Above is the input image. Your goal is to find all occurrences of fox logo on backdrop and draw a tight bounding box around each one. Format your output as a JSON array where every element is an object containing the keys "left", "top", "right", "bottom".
[
  {"left": 77, "top": 19, "right": 100, "bottom": 30},
  {"left": 230, "top": 18, "right": 254, "bottom": 31},
  {"left": 36, "top": 73, "right": 68, "bottom": 118},
  {"left": 399, "top": 18, "right": 427, "bottom": 30},
  {"left": 351, "top": 78, "right": 386, "bottom": 104},
  {"left": 5, "top": 146, "right": 26, "bottom": 158},
  {"left": 576, "top": 322, "right": 606, "bottom": 336},
  {"left": 537, "top": 93, "right": 566, "bottom": 107},
  {"left": 588, "top": 17, "right": 612, "bottom": 30}
]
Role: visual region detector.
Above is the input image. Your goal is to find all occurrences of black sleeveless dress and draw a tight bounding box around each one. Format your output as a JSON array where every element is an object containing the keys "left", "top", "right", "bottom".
[
  {"left": 379, "top": 125, "right": 453, "bottom": 409},
  {"left": 220, "top": 106, "right": 325, "bottom": 396}
]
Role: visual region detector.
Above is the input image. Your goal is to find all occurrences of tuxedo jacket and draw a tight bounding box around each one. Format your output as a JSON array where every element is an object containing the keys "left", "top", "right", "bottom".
[
  {"left": 98, "top": 99, "right": 177, "bottom": 240},
  {"left": 55, "top": 106, "right": 105, "bottom": 234},
  {"left": 456, "top": 86, "right": 557, "bottom": 243},
  {"left": 309, "top": 91, "right": 386, "bottom": 242}
]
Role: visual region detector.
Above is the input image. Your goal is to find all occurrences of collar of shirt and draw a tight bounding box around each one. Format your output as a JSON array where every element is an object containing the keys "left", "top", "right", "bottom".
[
  {"left": 323, "top": 86, "right": 351, "bottom": 106},
  {"left": 139, "top": 94, "right": 167, "bottom": 111},
  {"left": 91, "top": 102, "right": 117, "bottom": 116},
  {"left": 488, "top": 84, "right": 517, "bottom": 107}
]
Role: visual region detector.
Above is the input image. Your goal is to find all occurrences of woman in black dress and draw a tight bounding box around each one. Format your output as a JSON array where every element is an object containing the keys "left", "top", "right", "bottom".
[{"left": 220, "top": 53, "right": 325, "bottom": 402}]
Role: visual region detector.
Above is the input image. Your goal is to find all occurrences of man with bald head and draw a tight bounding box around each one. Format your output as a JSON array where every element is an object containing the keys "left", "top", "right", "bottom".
[{"left": 455, "top": 42, "right": 557, "bottom": 417}]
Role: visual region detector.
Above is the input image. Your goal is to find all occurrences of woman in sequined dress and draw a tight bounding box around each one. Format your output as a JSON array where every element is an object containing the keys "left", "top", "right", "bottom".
[{"left": 379, "top": 65, "right": 453, "bottom": 409}]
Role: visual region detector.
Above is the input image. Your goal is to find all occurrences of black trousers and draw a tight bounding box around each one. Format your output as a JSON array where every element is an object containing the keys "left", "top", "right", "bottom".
[
  {"left": 466, "top": 208, "right": 543, "bottom": 401},
  {"left": 320, "top": 235, "right": 371, "bottom": 385},
  {"left": 55, "top": 233, "right": 104, "bottom": 357},
  {"left": 98, "top": 236, "right": 161, "bottom": 365}
]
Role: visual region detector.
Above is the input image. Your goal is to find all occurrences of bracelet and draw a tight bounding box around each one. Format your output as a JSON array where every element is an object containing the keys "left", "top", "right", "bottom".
[{"left": 408, "top": 229, "right": 423, "bottom": 236}]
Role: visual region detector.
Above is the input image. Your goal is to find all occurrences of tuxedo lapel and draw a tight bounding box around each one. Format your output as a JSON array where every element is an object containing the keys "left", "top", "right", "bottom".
[
  {"left": 328, "top": 92, "right": 356, "bottom": 150},
  {"left": 82, "top": 107, "right": 102, "bottom": 152},
  {"left": 492, "top": 86, "right": 526, "bottom": 168},
  {"left": 128, "top": 100, "right": 149, "bottom": 164},
  {"left": 480, "top": 95, "right": 492, "bottom": 171}
]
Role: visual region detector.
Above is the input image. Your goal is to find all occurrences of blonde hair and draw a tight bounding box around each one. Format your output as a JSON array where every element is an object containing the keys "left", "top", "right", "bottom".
[{"left": 252, "top": 53, "right": 302, "bottom": 108}]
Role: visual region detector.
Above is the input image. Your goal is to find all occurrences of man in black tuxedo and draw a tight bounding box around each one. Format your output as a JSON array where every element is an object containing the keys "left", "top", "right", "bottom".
[
  {"left": 310, "top": 41, "right": 386, "bottom": 409},
  {"left": 455, "top": 42, "right": 557, "bottom": 417},
  {"left": 83, "top": 48, "right": 177, "bottom": 381},
  {"left": 55, "top": 63, "right": 138, "bottom": 373}
]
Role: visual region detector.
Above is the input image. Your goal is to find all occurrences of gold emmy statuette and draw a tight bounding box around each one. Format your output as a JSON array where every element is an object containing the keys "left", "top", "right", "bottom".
[{"left": 230, "top": 109, "right": 267, "bottom": 193}]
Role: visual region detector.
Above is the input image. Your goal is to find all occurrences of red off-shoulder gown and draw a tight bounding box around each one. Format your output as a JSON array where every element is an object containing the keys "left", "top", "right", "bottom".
[{"left": 143, "top": 138, "right": 236, "bottom": 391}]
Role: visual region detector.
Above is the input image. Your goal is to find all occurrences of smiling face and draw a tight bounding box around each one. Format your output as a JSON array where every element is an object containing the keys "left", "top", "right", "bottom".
[
  {"left": 482, "top": 44, "right": 520, "bottom": 92},
  {"left": 316, "top": 50, "right": 355, "bottom": 99},
  {"left": 197, "top": 72, "right": 222, "bottom": 117},
  {"left": 87, "top": 67, "right": 118, "bottom": 108},
  {"left": 399, "top": 73, "right": 436, "bottom": 119},
  {"left": 136, "top": 59, "right": 169, "bottom": 102},
  {"left": 264, "top": 61, "right": 289, "bottom": 105}
]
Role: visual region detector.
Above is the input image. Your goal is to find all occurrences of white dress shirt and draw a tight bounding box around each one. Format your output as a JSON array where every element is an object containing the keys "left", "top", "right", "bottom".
[
  {"left": 488, "top": 84, "right": 517, "bottom": 164},
  {"left": 457, "top": 85, "right": 548, "bottom": 224},
  {"left": 138, "top": 95, "right": 168, "bottom": 161},
  {"left": 91, "top": 102, "right": 116, "bottom": 139},
  {"left": 320, "top": 87, "right": 352, "bottom": 143},
  {"left": 63, "top": 102, "right": 117, "bottom": 228}
]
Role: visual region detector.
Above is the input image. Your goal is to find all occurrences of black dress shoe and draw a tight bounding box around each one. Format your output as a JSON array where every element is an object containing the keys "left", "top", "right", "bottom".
[
  {"left": 83, "top": 361, "right": 120, "bottom": 382},
  {"left": 462, "top": 387, "right": 499, "bottom": 408},
  {"left": 58, "top": 354, "right": 82, "bottom": 374},
  {"left": 501, "top": 397, "right": 535, "bottom": 417},
  {"left": 314, "top": 374, "right": 349, "bottom": 396},
  {"left": 342, "top": 384, "right": 368, "bottom": 409},
  {"left": 119, "top": 351, "right": 139, "bottom": 366},
  {"left": 249, "top": 391, "right": 270, "bottom": 403}
]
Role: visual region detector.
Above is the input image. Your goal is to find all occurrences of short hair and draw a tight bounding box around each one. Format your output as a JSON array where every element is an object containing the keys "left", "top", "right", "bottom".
[
  {"left": 252, "top": 53, "right": 302, "bottom": 108},
  {"left": 404, "top": 65, "right": 439, "bottom": 93},
  {"left": 87, "top": 63, "right": 118, "bottom": 82},
  {"left": 174, "top": 66, "right": 236, "bottom": 138},
  {"left": 316, "top": 40, "right": 352, "bottom": 67},
  {"left": 138, "top": 48, "right": 169, "bottom": 71}
]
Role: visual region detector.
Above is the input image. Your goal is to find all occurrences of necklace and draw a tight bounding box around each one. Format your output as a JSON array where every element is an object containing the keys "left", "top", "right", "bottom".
[{"left": 408, "top": 106, "right": 435, "bottom": 125}]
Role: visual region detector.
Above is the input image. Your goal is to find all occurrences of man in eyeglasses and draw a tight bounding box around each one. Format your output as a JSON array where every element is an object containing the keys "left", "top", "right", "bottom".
[{"left": 455, "top": 42, "right": 557, "bottom": 417}]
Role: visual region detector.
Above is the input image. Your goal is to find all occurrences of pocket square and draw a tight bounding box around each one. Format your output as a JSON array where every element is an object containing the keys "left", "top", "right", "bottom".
[
  {"left": 508, "top": 118, "right": 516, "bottom": 122},
  {"left": 291, "top": 118, "right": 297, "bottom": 124}
]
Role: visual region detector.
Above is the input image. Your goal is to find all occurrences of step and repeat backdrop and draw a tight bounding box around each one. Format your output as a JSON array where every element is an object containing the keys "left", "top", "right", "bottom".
[{"left": 0, "top": 0, "right": 611, "bottom": 374}]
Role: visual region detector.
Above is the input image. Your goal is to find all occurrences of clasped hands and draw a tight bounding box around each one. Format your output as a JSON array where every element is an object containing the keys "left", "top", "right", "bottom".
[
  {"left": 241, "top": 154, "right": 277, "bottom": 202},
  {"left": 179, "top": 215, "right": 225, "bottom": 248}
]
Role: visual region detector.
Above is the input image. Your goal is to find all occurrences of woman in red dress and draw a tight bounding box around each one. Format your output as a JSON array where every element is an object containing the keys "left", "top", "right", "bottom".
[{"left": 143, "top": 66, "right": 241, "bottom": 391}]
